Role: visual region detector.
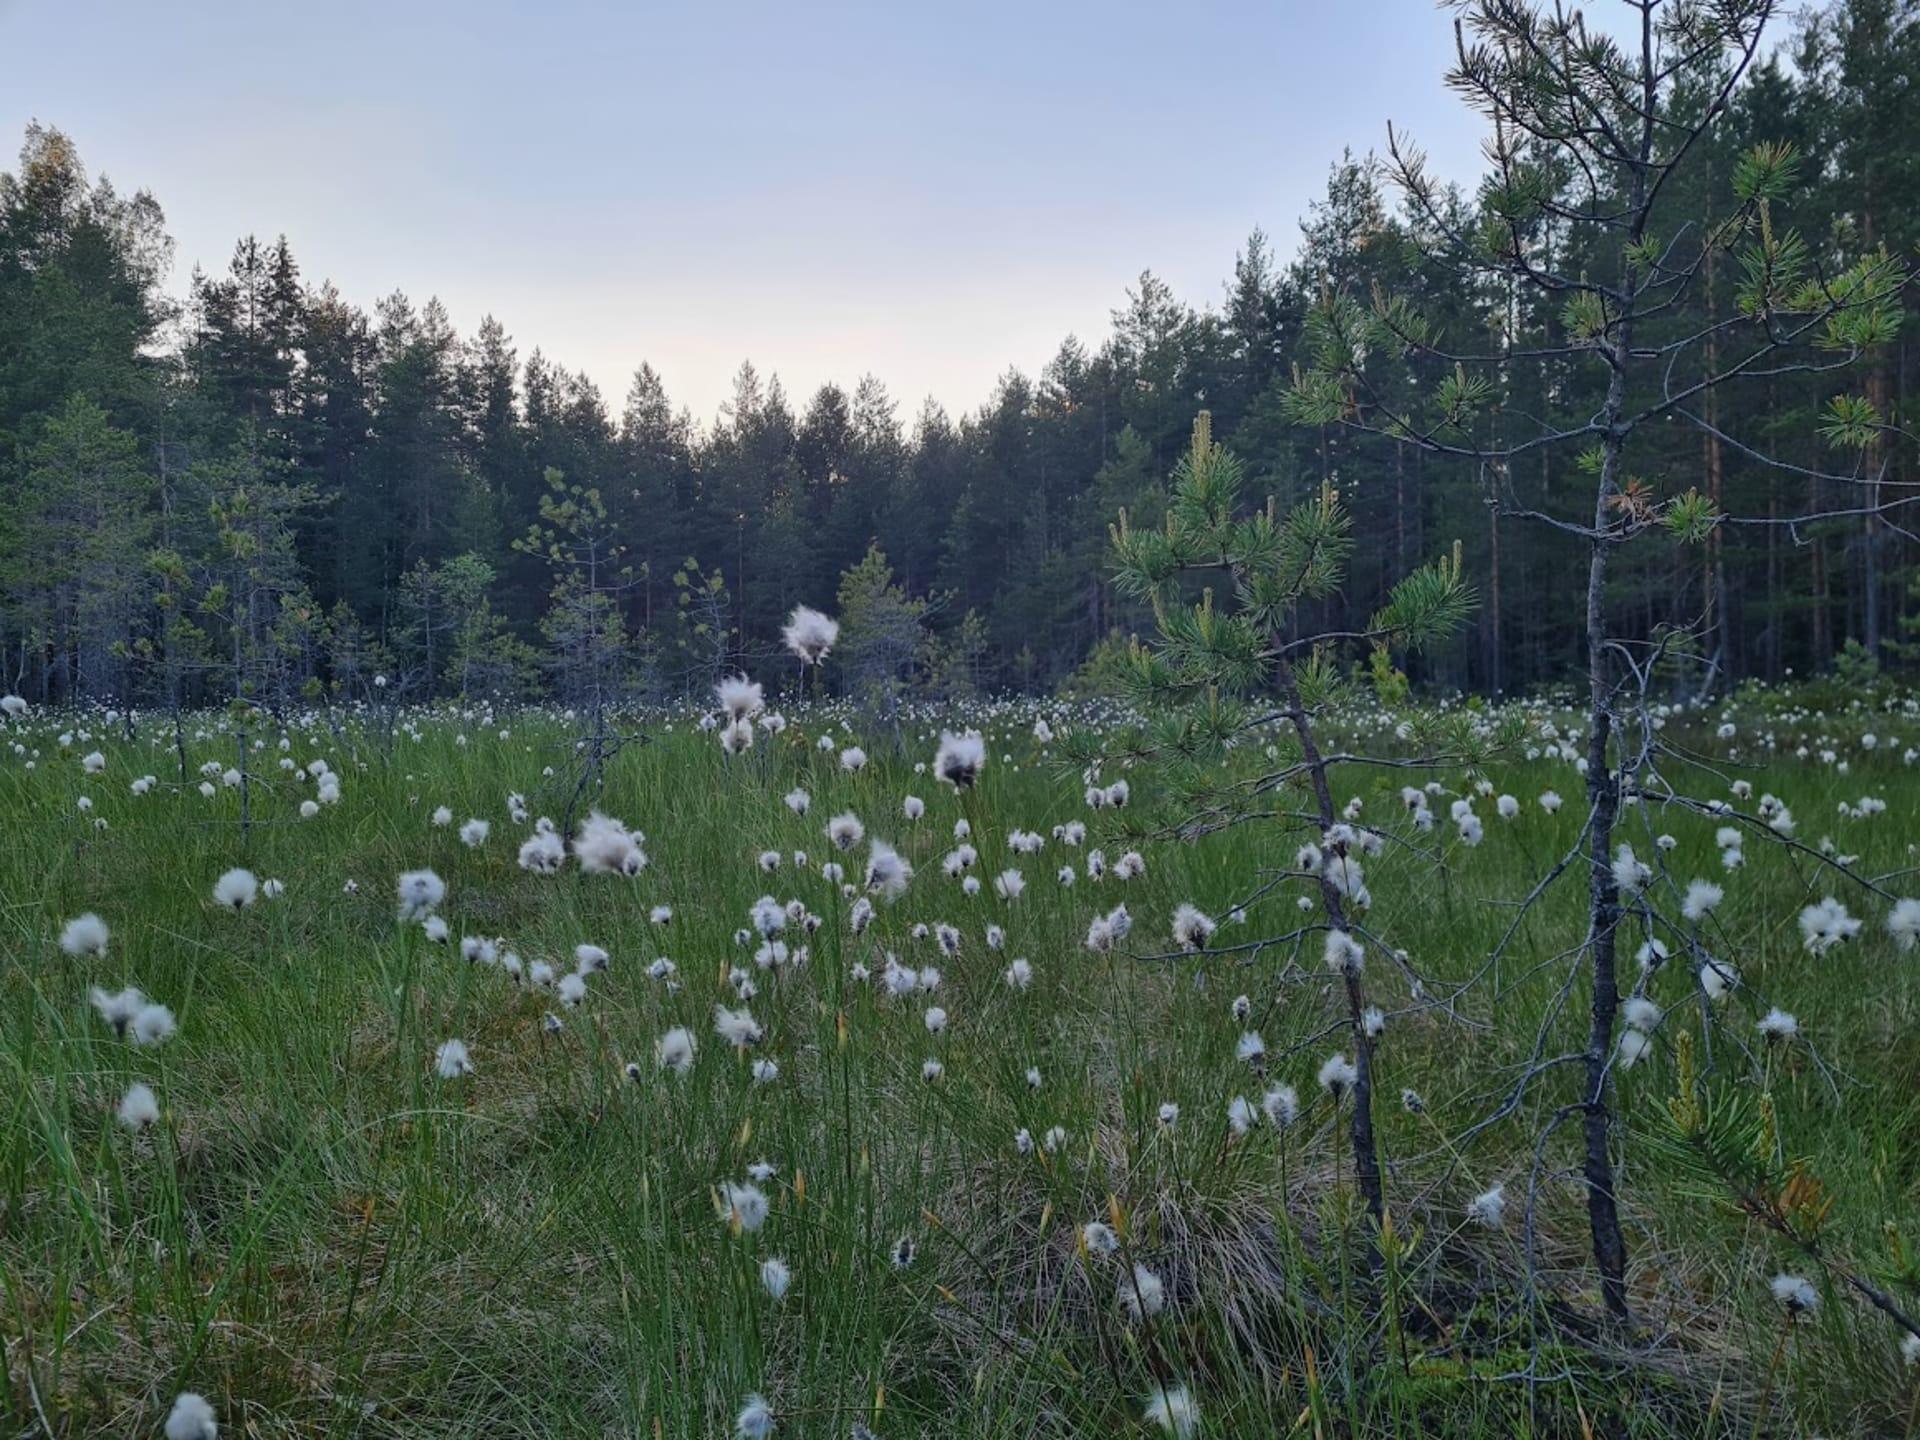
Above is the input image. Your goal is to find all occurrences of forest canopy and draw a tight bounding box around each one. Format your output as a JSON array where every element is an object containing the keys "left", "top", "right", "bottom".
[{"left": 1, "top": 0, "right": 1916, "bottom": 708}]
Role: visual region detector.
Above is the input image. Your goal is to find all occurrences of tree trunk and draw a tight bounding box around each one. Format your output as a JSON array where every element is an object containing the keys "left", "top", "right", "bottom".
[
  {"left": 1276, "top": 656, "right": 1383, "bottom": 1227},
  {"left": 1862, "top": 198, "right": 1886, "bottom": 658},
  {"left": 1704, "top": 240, "right": 1730, "bottom": 684},
  {"left": 1583, "top": 433, "right": 1629, "bottom": 1320},
  {"left": 1486, "top": 473, "right": 1503, "bottom": 694},
  {"left": 1576, "top": 58, "right": 1646, "bottom": 1316}
]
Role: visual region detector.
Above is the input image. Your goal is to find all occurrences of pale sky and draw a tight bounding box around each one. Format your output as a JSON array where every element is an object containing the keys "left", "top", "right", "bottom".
[{"left": 0, "top": 0, "right": 1501, "bottom": 428}]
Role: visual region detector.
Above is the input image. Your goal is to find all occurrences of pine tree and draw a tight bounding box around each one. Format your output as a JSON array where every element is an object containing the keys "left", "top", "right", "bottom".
[
  {"left": 835, "top": 543, "right": 928, "bottom": 736},
  {"left": 517, "top": 467, "right": 640, "bottom": 822},
  {"left": 1285, "top": 0, "right": 1910, "bottom": 1320},
  {"left": 1109, "top": 413, "right": 1481, "bottom": 1224}
]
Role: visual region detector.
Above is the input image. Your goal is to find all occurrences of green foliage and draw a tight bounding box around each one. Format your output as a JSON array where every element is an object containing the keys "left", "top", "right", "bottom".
[
  {"left": 1367, "top": 542, "right": 1478, "bottom": 653},
  {"left": 1650, "top": 1033, "right": 1839, "bottom": 1250},
  {"left": 1117, "top": 414, "right": 1471, "bottom": 713},
  {"left": 1731, "top": 139, "right": 1801, "bottom": 203},
  {"left": 18, "top": 701, "right": 1919, "bottom": 1434},
  {"left": 1811, "top": 251, "right": 1906, "bottom": 350},
  {"left": 1662, "top": 488, "right": 1722, "bottom": 545},
  {"left": 834, "top": 544, "right": 929, "bottom": 720},
  {"left": 1059, "top": 628, "right": 1140, "bottom": 699},
  {"left": 4, "top": 10, "right": 1920, "bottom": 710},
  {"left": 399, "top": 553, "right": 536, "bottom": 698},
  {"left": 1, "top": 395, "right": 154, "bottom": 694},
  {"left": 1560, "top": 290, "right": 1613, "bottom": 342},
  {"left": 662, "top": 557, "right": 736, "bottom": 690},
  {"left": 1818, "top": 393, "right": 1882, "bottom": 450},
  {"left": 517, "top": 468, "right": 633, "bottom": 706},
  {"left": 1833, "top": 636, "right": 1882, "bottom": 688},
  {"left": 925, "top": 608, "right": 991, "bottom": 700}
]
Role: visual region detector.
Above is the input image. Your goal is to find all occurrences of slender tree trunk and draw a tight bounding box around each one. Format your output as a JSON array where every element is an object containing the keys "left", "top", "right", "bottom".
[
  {"left": 1276, "top": 656, "right": 1383, "bottom": 1226},
  {"left": 1395, "top": 440, "right": 1407, "bottom": 575},
  {"left": 1812, "top": 539, "right": 1830, "bottom": 666},
  {"left": 1575, "top": 30, "right": 1651, "bottom": 1318},
  {"left": 1862, "top": 201, "right": 1886, "bottom": 658},
  {"left": 1584, "top": 459, "right": 1630, "bottom": 1323},
  {"left": 1767, "top": 416, "right": 1782, "bottom": 680},
  {"left": 1486, "top": 476, "right": 1503, "bottom": 694},
  {"left": 1704, "top": 239, "right": 1730, "bottom": 685}
]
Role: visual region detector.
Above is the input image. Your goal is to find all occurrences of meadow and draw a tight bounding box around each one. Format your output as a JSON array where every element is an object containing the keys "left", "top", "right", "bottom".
[{"left": 5, "top": 684, "right": 1920, "bottom": 1438}]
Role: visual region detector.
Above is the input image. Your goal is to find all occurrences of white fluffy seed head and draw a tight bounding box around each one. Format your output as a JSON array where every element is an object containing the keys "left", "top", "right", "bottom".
[
  {"left": 165, "top": 1393, "right": 218, "bottom": 1440},
  {"left": 118, "top": 1081, "right": 160, "bottom": 1130},
  {"left": 59, "top": 912, "right": 109, "bottom": 958},
  {"left": 213, "top": 868, "right": 258, "bottom": 910}
]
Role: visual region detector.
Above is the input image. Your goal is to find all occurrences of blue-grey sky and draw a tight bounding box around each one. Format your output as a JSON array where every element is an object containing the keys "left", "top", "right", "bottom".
[{"left": 1, "top": 0, "right": 1496, "bottom": 427}]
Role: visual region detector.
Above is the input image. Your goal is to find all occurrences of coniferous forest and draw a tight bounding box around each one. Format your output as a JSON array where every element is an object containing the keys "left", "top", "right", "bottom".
[{"left": 3, "top": 0, "right": 1918, "bottom": 710}]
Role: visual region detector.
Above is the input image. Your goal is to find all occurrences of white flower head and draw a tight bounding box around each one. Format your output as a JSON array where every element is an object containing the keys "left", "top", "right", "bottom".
[
  {"left": 781, "top": 604, "right": 839, "bottom": 665},
  {"left": 130, "top": 1003, "right": 176, "bottom": 1047},
  {"left": 1170, "top": 904, "right": 1215, "bottom": 953},
  {"left": 1142, "top": 1383, "right": 1199, "bottom": 1438},
  {"left": 715, "top": 1004, "right": 764, "bottom": 1047},
  {"left": 396, "top": 868, "right": 446, "bottom": 921},
  {"left": 760, "top": 1255, "right": 793, "bottom": 1300},
  {"left": 1757, "top": 1007, "right": 1799, "bottom": 1041},
  {"left": 1611, "top": 844, "right": 1651, "bottom": 895},
  {"left": 1699, "top": 959, "right": 1740, "bottom": 1001},
  {"left": 1466, "top": 1183, "right": 1506, "bottom": 1229},
  {"left": 721, "top": 1181, "right": 770, "bottom": 1233},
  {"left": 1121, "top": 1262, "right": 1166, "bottom": 1320},
  {"left": 213, "top": 868, "right": 258, "bottom": 910},
  {"left": 734, "top": 1391, "right": 775, "bottom": 1439},
  {"left": 933, "top": 730, "right": 986, "bottom": 789},
  {"left": 1317, "top": 1052, "right": 1357, "bottom": 1099},
  {"left": 59, "top": 912, "right": 109, "bottom": 958},
  {"left": 716, "top": 674, "right": 764, "bottom": 721},
  {"left": 572, "top": 811, "right": 648, "bottom": 876},
  {"left": 165, "top": 1393, "right": 218, "bottom": 1440},
  {"left": 1888, "top": 898, "right": 1920, "bottom": 952},
  {"left": 1682, "top": 879, "right": 1723, "bottom": 923},
  {"left": 90, "top": 984, "right": 144, "bottom": 1036},
  {"left": 118, "top": 1081, "right": 160, "bottom": 1130},
  {"left": 1798, "top": 897, "right": 1861, "bottom": 955},
  {"left": 1770, "top": 1272, "right": 1818, "bottom": 1314},
  {"left": 1262, "top": 1084, "right": 1299, "bottom": 1129},
  {"left": 657, "top": 1026, "right": 697, "bottom": 1075},
  {"left": 1323, "top": 929, "right": 1365, "bottom": 976},
  {"left": 1617, "top": 1028, "right": 1653, "bottom": 1068}
]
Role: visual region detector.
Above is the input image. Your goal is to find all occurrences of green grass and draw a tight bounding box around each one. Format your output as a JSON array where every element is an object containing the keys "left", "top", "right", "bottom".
[{"left": 4, "top": 693, "right": 1920, "bottom": 1437}]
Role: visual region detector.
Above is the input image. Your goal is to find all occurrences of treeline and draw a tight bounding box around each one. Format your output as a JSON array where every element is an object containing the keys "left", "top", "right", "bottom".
[{"left": 1, "top": 0, "right": 1916, "bottom": 709}]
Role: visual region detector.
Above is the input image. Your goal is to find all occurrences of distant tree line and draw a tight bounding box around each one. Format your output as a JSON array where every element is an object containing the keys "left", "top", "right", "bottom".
[{"left": 1, "top": 0, "right": 1916, "bottom": 709}]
